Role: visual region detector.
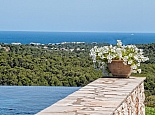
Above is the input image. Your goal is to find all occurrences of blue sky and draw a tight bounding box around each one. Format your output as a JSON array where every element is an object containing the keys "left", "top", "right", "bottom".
[{"left": 0, "top": 0, "right": 155, "bottom": 32}]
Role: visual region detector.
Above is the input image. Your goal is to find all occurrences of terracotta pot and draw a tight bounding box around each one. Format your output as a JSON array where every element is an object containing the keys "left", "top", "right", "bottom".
[{"left": 108, "top": 60, "right": 132, "bottom": 78}]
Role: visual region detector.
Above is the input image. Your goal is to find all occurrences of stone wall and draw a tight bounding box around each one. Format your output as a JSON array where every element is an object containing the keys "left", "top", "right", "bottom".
[
  {"left": 36, "top": 77, "right": 145, "bottom": 115},
  {"left": 113, "top": 82, "right": 145, "bottom": 115}
]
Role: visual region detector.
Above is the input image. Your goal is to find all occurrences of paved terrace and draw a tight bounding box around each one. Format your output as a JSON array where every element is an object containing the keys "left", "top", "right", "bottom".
[{"left": 36, "top": 77, "right": 145, "bottom": 115}]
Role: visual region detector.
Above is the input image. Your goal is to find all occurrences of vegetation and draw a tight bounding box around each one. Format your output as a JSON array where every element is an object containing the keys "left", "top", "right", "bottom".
[
  {"left": 146, "top": 107, "right": 155, "bottom": 115},
  {"left": 1, "top": 42, "right": 155, "bottom": 110},
  {"left": 0, "top": 43, "right": 103, "bottom": 86}
]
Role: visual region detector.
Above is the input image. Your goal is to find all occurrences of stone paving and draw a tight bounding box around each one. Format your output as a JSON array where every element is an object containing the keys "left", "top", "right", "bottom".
[{"left": 36, "top": 77, "right": 145, "bottom": 115}]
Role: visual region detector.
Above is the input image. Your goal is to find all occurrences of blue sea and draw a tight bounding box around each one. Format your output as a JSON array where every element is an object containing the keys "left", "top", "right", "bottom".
[
  {"left": 0, "top": 31, "right": 155, "bottom": 45},
  {"left": 0, "top": 86, "right": 80, "bottom": 115}
]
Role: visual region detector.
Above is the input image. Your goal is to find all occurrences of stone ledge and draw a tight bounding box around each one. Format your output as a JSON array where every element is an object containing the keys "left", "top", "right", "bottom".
[{"left": 36, "top": 77, "right": 145, "bottom": 115}]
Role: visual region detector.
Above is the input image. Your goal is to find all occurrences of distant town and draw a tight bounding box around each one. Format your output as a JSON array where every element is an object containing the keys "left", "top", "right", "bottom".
[{"left": 0, "top": 42, "right": 99, "bottom": 52}]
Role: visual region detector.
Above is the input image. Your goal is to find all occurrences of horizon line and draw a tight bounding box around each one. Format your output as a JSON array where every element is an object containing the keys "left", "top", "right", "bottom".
[{"left": 0, "top": 30, "right": 154, "bottom": 33}]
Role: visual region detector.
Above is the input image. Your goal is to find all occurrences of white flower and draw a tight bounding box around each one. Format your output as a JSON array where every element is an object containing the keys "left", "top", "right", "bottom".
[
  {"left": 137, "top": 69, "right": 141, "bottom": 73},
  {"left": 129, "top": 53, "right": 133, "bottom": 57},
  {"left": 127, "top": 45, "right": 132, "bottom": 48},
  {"left": 100, "top": 55, "right": 105, "bottom": 59},
  {"left": 128, "top": 60, "right": 133, "bottom": 65},
  {"left": 139, "top": 49, "right": 143, "bottom": 54},
  {"left": 108, "top": 59, "right": 112, "bottom": 63},
  {"left": 142, "top": 57, "right": 149, "bottom": 62},
  {"left": 104, "top": 46, "right": 109, "bottom": 50},
  {"left": 103, "top": 46, "right": 109, "bottom": 53},
  {"left": 117, "top": 40, "right": 122, "bottom": 46},
  {"left": 134, "top": 47, "right": 138, "bottom": 51},
  {"left": 111, "top": 48, "right": 115, "bottom": 53},
  {"left": 137, "top": 63, "right": 140, "bottom": 66},
  {"left": 134, "top": 55, "right": 138, "bottom": 60},
  {"left": 116, "top": 48, "right": 121, "bottom": 52},
  {"left": 131, "top": 64, "right": 137, "bottom": 69},
  {"left": 107, "top": 54, "right": 113, "bottom": 60},
  {"left": 109, "top": 45, "right": 113, "bottom": 48},
  {"left": 101, "top": 62, "right": 105, "bottom": 65},
  {"left": 137, "top": 59, "right": 141, "bottom": 63},
  {"left": 123, "top": 56, "right": 128, "bottom": 62},
  {"left": 98, "top": 52, "right": 102, "bottom": 57}
]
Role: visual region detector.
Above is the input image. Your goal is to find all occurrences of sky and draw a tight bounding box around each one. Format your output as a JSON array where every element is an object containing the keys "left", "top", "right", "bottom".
[{"left": 0, "top": 0, "right": 155, "bottom": 32}]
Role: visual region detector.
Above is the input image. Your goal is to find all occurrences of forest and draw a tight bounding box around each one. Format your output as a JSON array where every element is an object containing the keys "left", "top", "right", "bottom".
[{"left": 0, "top": 42, "right": 155, "bottom": 108}]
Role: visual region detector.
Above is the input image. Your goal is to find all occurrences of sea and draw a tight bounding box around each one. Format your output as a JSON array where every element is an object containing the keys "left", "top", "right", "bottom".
[
  {"left": 0, "top": 86, "right": 80, "bottom": 115},
  {"left": 0, "top": 31, "right": 155, "bottom": 115},
  {"left": 0, "top": 31, "right": 155, "bottom": 45}
]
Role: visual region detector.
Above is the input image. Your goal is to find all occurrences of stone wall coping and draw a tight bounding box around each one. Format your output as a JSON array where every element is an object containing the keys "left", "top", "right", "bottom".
[{"left": 36, "top": 76, "right": 146, "bottom": 115}]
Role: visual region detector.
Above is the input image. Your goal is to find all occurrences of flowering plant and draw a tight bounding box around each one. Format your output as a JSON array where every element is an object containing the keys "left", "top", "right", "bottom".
[{"left": 90, "top": 40, "right": 149, "bottom": 74}]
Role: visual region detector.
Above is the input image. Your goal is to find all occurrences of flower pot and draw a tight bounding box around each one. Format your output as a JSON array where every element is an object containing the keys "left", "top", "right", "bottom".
[{"left": 108, "top": 60, "right": 132, "bottom": 78}]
